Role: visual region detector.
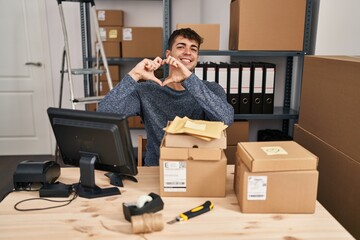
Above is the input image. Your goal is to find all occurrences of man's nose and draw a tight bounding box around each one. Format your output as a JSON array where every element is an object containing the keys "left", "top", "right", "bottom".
[{"left": 183, "top": 47, "right": 191, "bottom": 54}]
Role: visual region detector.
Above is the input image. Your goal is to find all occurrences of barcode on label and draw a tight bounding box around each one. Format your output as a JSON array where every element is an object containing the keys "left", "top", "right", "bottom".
[
  {"left": 165, "top": 182, "right": 185, "bottom": 185},
  {"left": 249, "top": 194, "right": 265, "bottom": 198}
]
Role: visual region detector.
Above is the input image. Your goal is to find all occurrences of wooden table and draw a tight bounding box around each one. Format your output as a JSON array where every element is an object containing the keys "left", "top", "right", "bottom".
[{"left": 0, "top": 166, "right": 354, "bottom": 239}]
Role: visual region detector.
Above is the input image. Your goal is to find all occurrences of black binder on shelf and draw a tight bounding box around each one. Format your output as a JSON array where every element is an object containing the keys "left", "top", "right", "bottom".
[
  {"left": 262, "top": 62, "right": 276, "bottom": 114},
  {"left": 228, "top": 62, "right": 240, "bottom": 114},
  {"left": 239, "top": 62, "right": 251, "bottom": 114},
  {"left": 217, "top": 62, "right": 229, "bottom": 95},
  {"left": 205, "top": 62, "right": 217, "bottom": 83},
  {"left": 250, "top": 62, "right": 264, "bottom": 114}
]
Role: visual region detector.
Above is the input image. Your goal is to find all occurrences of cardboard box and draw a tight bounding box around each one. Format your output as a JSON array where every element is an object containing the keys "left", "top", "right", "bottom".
[
  {"left": 160, "top": 141, "right": 227, "bottom": 197},
  {"left": 99, "top": 65, "right": 120, "bottom": 81},
  {"left": 225, "top": 121, "right": 249, "bottom": 164},
  {"left": 128, "top": 116, "right": 144, "bottom": 129},
  {"left": 299, "top": 56, "right": 360, "bottom": 161},
  {"left": 176, "top": 24, "right": 220, "bottom": 50},
  {"left": 122, "top": 27, "right": 163, "bottom": 58},
  {"left": 234, "top": 141, "right": 319, "bottom": 213},
  {"left": 225, "top": 145, "right": 237, "bottom": 164},
  {"left": 229, "top": 0, "right": 306, "bottom": 51},
  {"left": 226, "top": 121, "right": 249, "bottom": 145},
  {"left": 294, "top": 124, "right": 360, "bottom": 239},
  {"left": 99, "top": 27, "right": 122, "bottom": 42},
  {"left": 97, "top": 10, "right": 124, "bottom": 27},
  {"left": 98, "top": 41, "right": 121, "bottom": 58},
  {"left": 86, "top": 103, "right": 97, "bottom": 112},
  {"left": 164, "top": 130, "right": 227, "bottom": 149}
]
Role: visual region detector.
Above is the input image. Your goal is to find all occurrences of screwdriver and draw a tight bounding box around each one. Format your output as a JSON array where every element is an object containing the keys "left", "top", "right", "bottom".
[{"left": 167, "top": 200, "right": 214, "bottom": 224}]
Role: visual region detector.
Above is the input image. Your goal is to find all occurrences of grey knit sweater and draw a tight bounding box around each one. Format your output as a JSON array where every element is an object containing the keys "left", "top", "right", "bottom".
[{"left": 97, "top": 73, "right": 234, "bottom": 166}]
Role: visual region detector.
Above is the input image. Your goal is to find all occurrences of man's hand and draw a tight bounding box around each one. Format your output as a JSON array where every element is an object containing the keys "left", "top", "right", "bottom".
[
  {"left": 129, "top": 57, "right": 163, "bottom": 85},
  {"left": 162, "top": 56, "right": 192, "bottom": 86}
]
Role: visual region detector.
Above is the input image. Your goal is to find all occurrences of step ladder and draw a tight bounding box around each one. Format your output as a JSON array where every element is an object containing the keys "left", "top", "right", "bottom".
[{"left": 57, "top": 0, "right": 113, "bottom": 109}]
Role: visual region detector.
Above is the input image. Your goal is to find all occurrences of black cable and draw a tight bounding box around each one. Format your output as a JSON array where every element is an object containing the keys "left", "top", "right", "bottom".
[{"left": 13, "top": 182, "right": 80, "bottom": 212}]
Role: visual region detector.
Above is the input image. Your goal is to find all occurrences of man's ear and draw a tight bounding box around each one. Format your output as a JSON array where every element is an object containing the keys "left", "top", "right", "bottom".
[{"left": 165, "top": 50, "right": 171, "bottom": 58}]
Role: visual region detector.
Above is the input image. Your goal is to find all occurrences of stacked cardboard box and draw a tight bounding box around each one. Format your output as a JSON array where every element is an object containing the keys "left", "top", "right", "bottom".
[
  {"left": 234, "top": 141, "right": 319, "bottom": 213},
  {"left": 122, "top": 27, "right": 163, "bottom": 58},
  {"left": 159, "top": 130, "right": 227, "bottom": 197},
  {"left": 229, "top": 0, "right": 306, "bottom": 51},
  {"left": 97, "top": 10, "right": 123, "bottom": 58},
  {"left": 225, "top": 121, "right": 249, "bottom": 164},
  {"left": 176, "top": 24, "right": 220, "bottom": 50},
  {"left": 294, "top": 56, "right": 360, "bottom": 239}
]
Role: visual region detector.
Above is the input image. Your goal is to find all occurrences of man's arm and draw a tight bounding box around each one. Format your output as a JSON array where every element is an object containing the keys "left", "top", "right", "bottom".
[
  {"left": 97, "top": 74, "right": 141, "bottom": 116},
  {"left": 183, "top": 73, "right": 234, "bottom": 126},
  {"left": 98, "top": 57, "right": 164, "bottom": 115}
]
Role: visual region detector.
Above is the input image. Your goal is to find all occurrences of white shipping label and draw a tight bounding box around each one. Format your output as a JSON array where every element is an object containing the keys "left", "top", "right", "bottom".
[
  {"left": 247, "top": 176, "right": 267, "bottom": 200},
  {"left": 98, "top": 11, "right": 105, "bottom": 21},
  {"left": 123, "top": 28, "right": 133, "bottom": 41},
  {"left": 99, "top": 28, "right": 106, "bottom": 41},
  {"left": 261, "top": 146, "right": 288, "bottom": 155},
  {"left": 163, "top": 161, "right": 186, "bottom": 192}
]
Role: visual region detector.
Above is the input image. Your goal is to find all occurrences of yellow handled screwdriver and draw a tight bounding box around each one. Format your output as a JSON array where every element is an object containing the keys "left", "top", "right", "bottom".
[{"left": 167, "top": 201, "right": 214, "bottom": 224}]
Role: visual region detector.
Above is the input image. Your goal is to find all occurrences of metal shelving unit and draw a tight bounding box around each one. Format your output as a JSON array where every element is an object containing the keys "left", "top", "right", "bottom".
[{"left": 83, "top": 0, "right": 313, "bottom": 134}]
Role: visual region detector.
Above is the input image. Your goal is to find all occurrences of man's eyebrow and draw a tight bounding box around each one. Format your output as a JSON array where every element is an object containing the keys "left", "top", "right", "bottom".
[{"left": 175, "top": 42, "right": 199, "bottom": 49}]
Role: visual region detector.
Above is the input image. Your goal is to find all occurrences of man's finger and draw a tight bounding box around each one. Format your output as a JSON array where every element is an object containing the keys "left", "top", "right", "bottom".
[{"left": 149, "top": 77, "right": 163, "bottom": 86}]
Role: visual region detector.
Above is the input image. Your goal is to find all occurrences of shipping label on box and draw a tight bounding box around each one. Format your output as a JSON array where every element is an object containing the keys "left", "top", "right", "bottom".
[
  {"left": 163, "top": 161, "right": 187, "bottom": 192},
  {"left": 247, "top": 175, "right": 267, "bottom": 200}
]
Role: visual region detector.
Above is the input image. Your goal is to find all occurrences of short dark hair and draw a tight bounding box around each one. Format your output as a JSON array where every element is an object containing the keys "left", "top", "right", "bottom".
[{"left": 167, "top": 28, "right": 204, "bottom": 50}]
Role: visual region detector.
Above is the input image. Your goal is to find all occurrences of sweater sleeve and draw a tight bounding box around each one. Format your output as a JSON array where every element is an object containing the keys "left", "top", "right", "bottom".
[
  {"left": 97, "top": 74, "right": 141, "bottom": 117},
  {"left": 182, "top": 73, "right": 234, "bottom": 126}
]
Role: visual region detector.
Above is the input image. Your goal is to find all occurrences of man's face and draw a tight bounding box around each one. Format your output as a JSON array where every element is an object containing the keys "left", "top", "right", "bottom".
[{"left": 166, "top": 36, "right": 199, "bottom": 72}]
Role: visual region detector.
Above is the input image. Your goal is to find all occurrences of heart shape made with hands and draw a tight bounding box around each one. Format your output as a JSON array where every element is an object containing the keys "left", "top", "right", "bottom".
[{"left": 144, "top": 56, "right": 192, "bottom": 86}]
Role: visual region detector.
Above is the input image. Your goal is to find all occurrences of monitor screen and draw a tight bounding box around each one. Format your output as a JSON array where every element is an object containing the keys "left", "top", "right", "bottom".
[{"left": 47, "top": 107, "right": 138, "bottom": 198}]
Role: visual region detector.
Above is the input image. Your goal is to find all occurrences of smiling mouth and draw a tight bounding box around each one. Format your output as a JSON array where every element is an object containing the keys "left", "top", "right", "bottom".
[{"left": 180, "top": 58, "right": 191, "bottom": 64}]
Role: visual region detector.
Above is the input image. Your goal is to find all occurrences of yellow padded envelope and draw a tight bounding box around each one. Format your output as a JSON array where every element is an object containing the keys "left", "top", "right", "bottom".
[{"left": 164, "top": 116, "right": 227, "bottom": 141}]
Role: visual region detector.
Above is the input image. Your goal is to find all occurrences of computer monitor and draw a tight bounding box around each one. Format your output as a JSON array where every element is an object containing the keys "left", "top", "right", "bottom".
[{"left": 47, "top": 107, "right": 138, "bottom": 199}]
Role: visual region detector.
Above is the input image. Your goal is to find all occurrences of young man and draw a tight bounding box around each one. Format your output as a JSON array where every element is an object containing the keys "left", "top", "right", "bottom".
[{"left": 97, "top": 28, "right": 234, "bottom": 166}]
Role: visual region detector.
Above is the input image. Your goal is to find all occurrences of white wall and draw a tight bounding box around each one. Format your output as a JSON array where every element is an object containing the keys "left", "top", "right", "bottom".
[
  {"left": 313, "top": 0, "right": 360, "bottom": 55},
  {"left": 44, "top": 0, "right": 360, "bottom": 142}
]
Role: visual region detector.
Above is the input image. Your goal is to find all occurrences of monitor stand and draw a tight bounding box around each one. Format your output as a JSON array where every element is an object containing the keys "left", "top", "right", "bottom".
[
  {"left": 104, "top": 172, "right": 138, "bottom": 187},
  {"left": 77, "top": 155, "right": 120, "bottom": 199}
]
